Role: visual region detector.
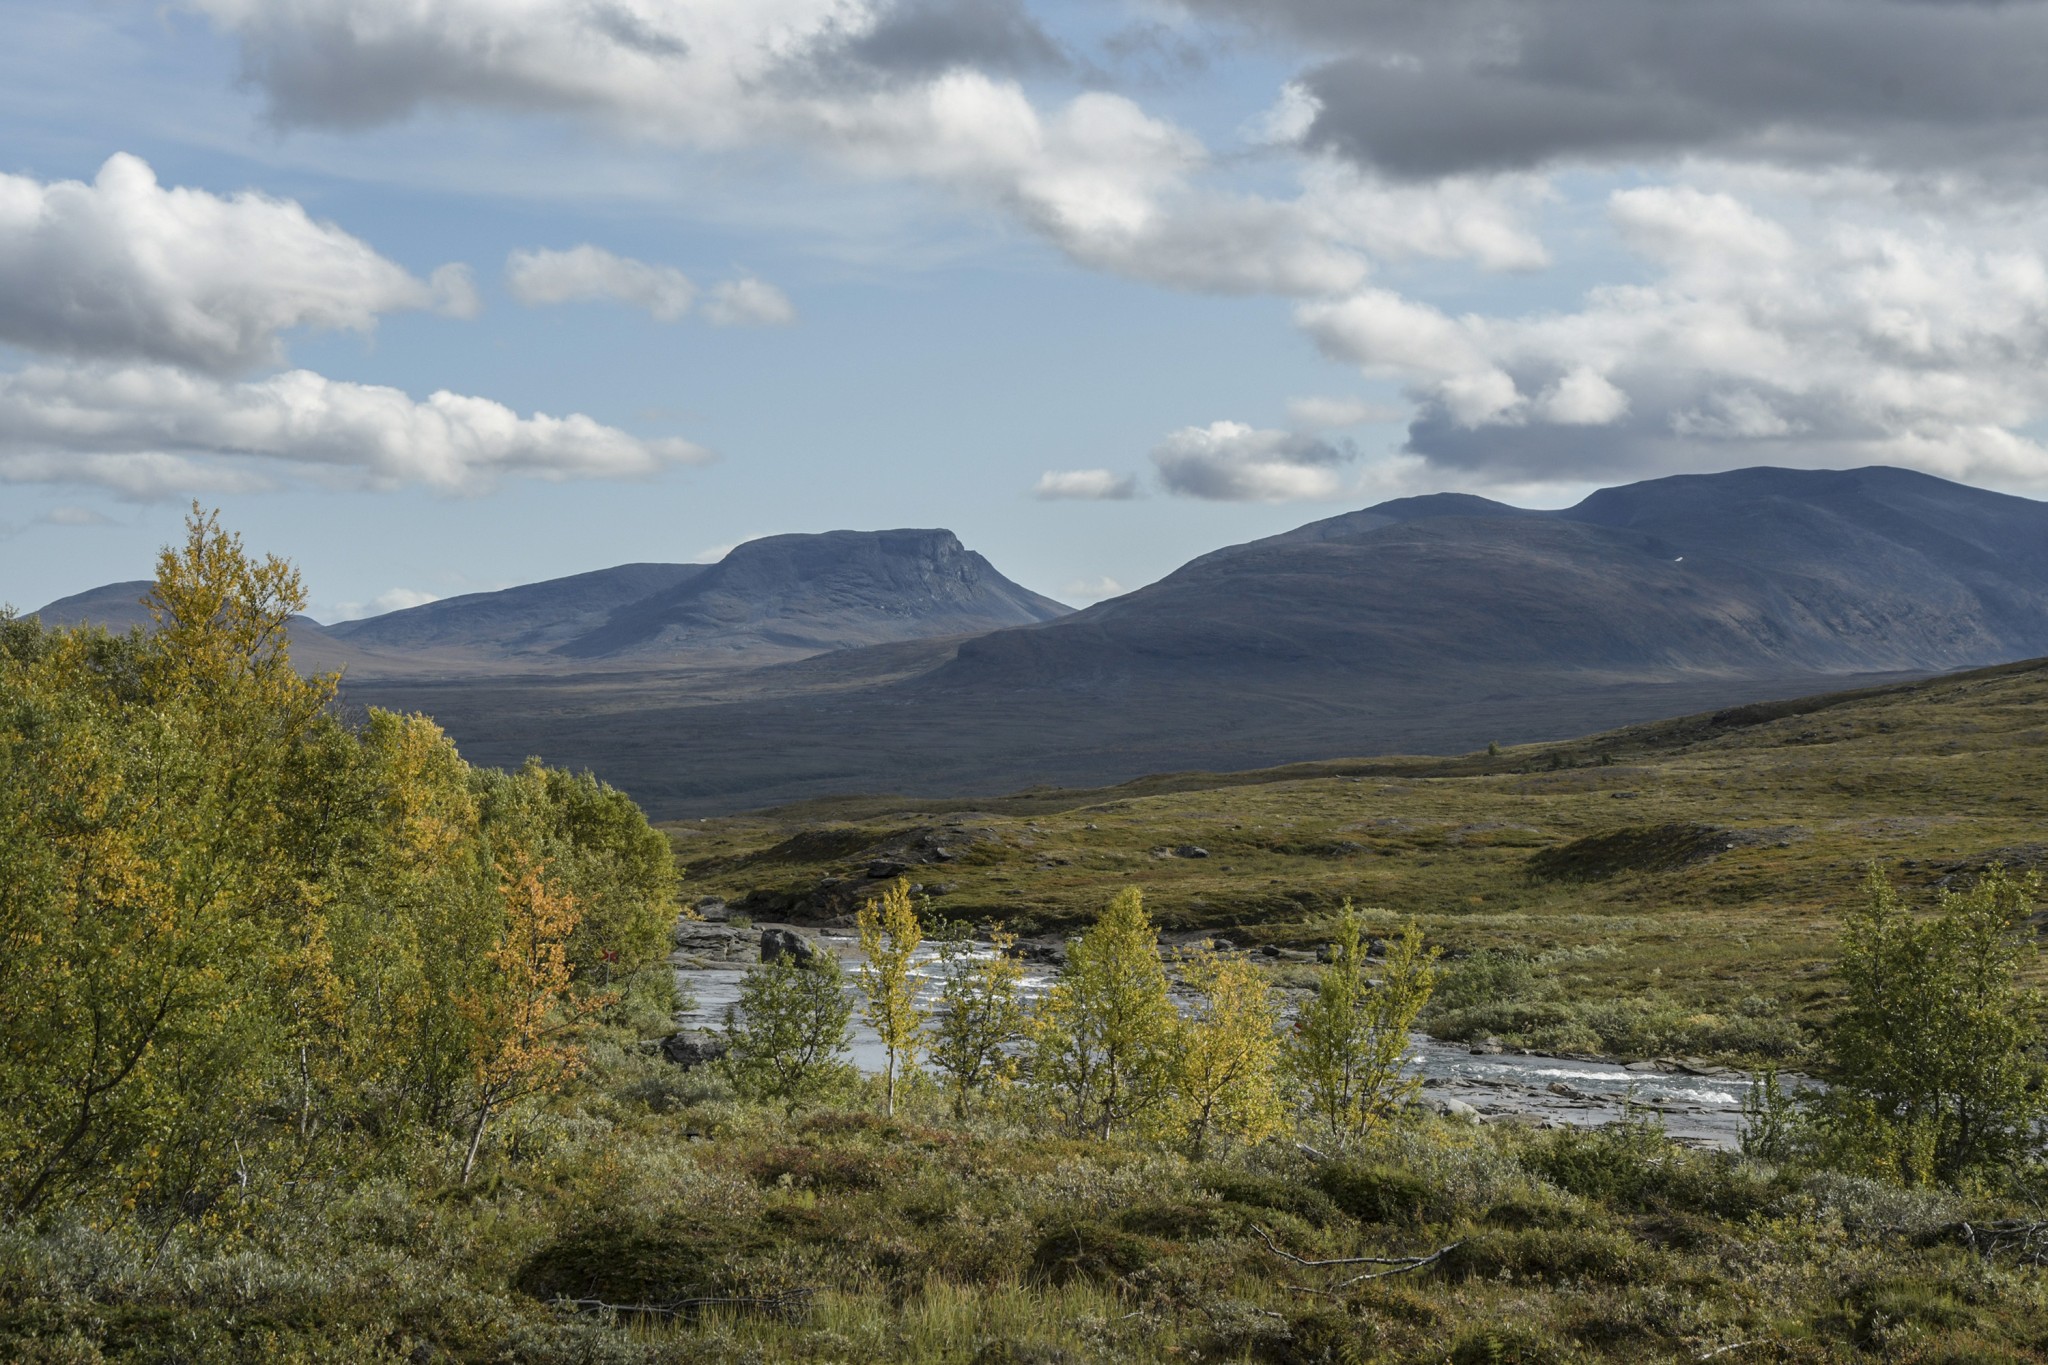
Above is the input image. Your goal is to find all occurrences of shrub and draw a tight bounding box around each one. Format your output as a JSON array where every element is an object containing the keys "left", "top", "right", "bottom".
[
  {"left": 1313, "top": 1162, "right": 1438, "bottom": 1228},
  {"left": 1201, "top": 1171, "right": 1343, "bottom": 1229},
  {"left": 1029, "top": 1217, "right": 1164, "bottom": 1286},
  {"left": 1443, "top": 1227, "right": 1641, "bottom": 1286}
]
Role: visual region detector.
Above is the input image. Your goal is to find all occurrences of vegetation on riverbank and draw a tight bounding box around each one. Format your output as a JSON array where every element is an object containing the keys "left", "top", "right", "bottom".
[{"left": 6, "top": 517, "right": 2048, "bottom": 1362}]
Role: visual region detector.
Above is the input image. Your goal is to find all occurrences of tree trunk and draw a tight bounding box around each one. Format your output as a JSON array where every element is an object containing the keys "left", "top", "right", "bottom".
[
  {"left": 460, "top": 1098, "right": 493, "bottom": 1185},
  {"left": 885, "top": 1052, "right": 897, "bottom": 1119}
]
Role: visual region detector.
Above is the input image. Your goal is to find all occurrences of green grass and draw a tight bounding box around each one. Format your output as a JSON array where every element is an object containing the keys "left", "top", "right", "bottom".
[
  {"left": 7, "top": 1051, "right": 2047, "bottom": 1363},
  {"left": 668, "top": 657, "right": 2048, "bottom": 1057}
]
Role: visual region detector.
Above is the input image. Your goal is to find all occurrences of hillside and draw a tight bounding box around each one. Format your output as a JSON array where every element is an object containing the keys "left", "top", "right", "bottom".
[
  {"left": 672, "top": 652, "right": 2048, "bottom": 1042},
  {"left": 353, "top": 466, "right": 2048, "bottom": 814},
  {"left": 32, "top": 527, "right": 1069, "bottom": 677}
]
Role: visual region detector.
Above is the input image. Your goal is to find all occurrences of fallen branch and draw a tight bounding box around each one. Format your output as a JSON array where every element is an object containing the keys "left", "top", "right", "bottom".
[
  {"left": 1958, "top": 1219, "right": 2048, "bottom": 1264},
  {"left": 1327, "top": 1241, "right": 1462, "bottom": 1289},
  {"left": 553, "top": 1287, "right": 815, "bottom": 1321},
  {"left": 1253, "top": 1224, "right": 1450, "bottom": 1269},
  {"left": 1696, "top": 1341, "right": 1763, "bottom": 1361},
  {"left": 1252, "top": 1224, "right": 1462, "bottom": 1291}
]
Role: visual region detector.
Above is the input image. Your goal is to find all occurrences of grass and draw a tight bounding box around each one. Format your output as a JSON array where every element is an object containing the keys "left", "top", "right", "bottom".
[
  {"left": 7, "top": 1049, "right": 2047, "bottom": 1363},
  {"left": 666, "top": 657, "right": 2048, "bottom": 1058}
]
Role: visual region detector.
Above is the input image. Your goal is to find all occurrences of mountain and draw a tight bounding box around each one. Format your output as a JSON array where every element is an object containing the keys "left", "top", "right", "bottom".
[
  {"left": 326, "top": 563, "right": 709, "bottom": 656},
  {"left": 339, "top": 465, "right": 2048, "bottom": 815},
  {"left": 552, "top": 529, "right": 1070, "bottom": 662},
  {"left": 29, "top": 527, "right": 1070, "bottom": 677}
]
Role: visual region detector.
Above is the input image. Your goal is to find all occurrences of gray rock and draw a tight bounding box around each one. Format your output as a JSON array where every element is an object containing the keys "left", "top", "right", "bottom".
[
  {"left": 1432, "top": 1097, "right": 1482, "bottom": 1124},
  {"left": 672, "top": 921, "right": 743, "bottom": 954},
  {"left": 867, "top": 860, "right": 907, "bottom": 879},
  {"left": 659, "top": 1032, "right": 729, "bottom": 1069},
  {"left": 760, "top": 927, "right": 817, "bottom": 965},
  {"left": 693, "top": 896, "right": 729, "bottom": 920},
  {"left": 1174, "top": 845, "right": 1209, "bottom": 859},
  {"left": 1469, "top": 1036, "right": 1505, "bottom": 1056}
]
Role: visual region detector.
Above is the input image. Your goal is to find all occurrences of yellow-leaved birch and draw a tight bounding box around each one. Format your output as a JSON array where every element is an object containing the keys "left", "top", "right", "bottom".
[
  {"left": 1174, "top": 947, "right": 1284, "bottom": 1157},
  {"left": 856, "top": 878, "right": 926, "bottom": 1118}
]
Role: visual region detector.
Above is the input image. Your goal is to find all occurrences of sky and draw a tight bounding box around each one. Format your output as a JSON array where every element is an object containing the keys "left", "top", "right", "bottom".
[{"left": 5, "top": 1, "right": 2048, "bottom": 620}]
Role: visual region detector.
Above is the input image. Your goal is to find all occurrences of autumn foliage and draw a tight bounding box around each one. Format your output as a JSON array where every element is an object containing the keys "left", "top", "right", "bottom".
[{"left": 0, "top": 510, "right": 679, "bottom": 1218}]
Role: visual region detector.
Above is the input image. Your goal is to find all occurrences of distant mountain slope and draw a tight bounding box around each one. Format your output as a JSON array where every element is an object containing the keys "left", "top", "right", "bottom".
[
  {"left": 30, "top": 528, "right": 1070, "bottom": 676},
  {"left": 343, "top": 465, "right": 2048, "bottom": 815},
  {"left": 553, "top": 529, "right": 1070, "bottom": 661},
  {"left": 327, "top": 563, "right": 709, "bottom": 655},
  {"left": 940, "top": 466, "right": 2048, "bottom": 695},
  {"left": 31, "top": 580, "right": 158, "bottom": 635}
]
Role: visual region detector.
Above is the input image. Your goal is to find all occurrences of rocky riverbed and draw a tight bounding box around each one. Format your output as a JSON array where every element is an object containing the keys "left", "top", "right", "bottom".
[{"left": 666, "top": 919, "right": 1799, "bottom": 1148}]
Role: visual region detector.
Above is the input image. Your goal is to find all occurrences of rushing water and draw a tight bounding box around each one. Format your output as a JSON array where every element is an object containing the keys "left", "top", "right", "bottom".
[{"left": 670, "top": 926, "right": 1787, "bottom": 1148}]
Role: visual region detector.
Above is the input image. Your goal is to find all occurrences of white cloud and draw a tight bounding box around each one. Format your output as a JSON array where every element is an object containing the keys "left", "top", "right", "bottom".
[
  {"left": 1034, "top": 468, "right": 1138, "bottom": 500},
  {"left": 1151, "top": 420, "right": 1352, "bottom": 501},
  {"left": 1294, "top": 181, "right": 2048, "bottom": 491},
  {"left": 0, "top": 153, "right": 471, "bottom": 374},
  {"left": 42, "top": 505, "right": 116, "bottom": 527},
  {"left": 1285, "top": 395, "right": 1406, "bottom": 430},
  {"left": 177, "top": 1, "right": 1559, "bottom": 297},
  {"left": 0, "top": 363, "right": 710, "bottom": 498},
  {"left": 1061, "top": 575, "right": 1125, "bottom": 599},
  {"left": 327, "top": 586, "right": 443, "bottom": 621},
  {"left": 703, "top": 276, "right": 797, "bottom": 327},
  {"left": 506, "top": 244, "right": 698, "bottom": 321}
]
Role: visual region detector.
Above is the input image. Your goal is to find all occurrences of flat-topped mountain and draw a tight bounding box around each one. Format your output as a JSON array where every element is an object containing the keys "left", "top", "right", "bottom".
[
  {"left": 30, "top": 528, "right": 1070, "bottom": 675},
  {"left": 553, "top": 529, "right": 1069, "bottom": 662}
]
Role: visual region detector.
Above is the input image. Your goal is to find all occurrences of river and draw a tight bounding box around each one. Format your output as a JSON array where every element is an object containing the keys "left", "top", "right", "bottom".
[{"left": 670, "top": 923, "right": 1789, "bottom": 1148}]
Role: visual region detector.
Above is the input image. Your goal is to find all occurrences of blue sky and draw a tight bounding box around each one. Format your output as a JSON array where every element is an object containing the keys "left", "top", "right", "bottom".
[{"left": 5, "top": 0, "right": 2048, "bottom": 619}]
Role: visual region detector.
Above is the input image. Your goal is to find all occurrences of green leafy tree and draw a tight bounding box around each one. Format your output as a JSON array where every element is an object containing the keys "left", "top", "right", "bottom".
[
  {"left": 721, "top": 952, "right": 855, "bottom": 1115},
  {"left": 1032, "top": 888, "right": 1178, "bottom": 1139},
  {"left": 856, "top": 879, "right": 926, "bottom": 1118},
  {"left": 1174, "top": 947, "right": 1284, "bottom": 1157},
  {"left": 929, "top": 921, "right": 1028, "bottom": 1119},
  {"left": 1822, "top": 865, "right": 2043, "bottom": 1186},
  {"left": 1283, "top": 904, "right": 1438, "bottom": 1143}
]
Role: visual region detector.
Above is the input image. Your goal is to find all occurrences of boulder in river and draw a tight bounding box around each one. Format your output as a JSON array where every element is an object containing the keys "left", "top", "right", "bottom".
[
  {"left": 760, "top": 927, "right": 817, "bottom": 965},
  {"left": 1431, "top": 1097, "right": 1482, "bottom": 1124}
]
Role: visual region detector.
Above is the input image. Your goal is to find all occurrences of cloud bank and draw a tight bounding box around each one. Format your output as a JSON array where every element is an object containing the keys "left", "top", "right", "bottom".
[{"left": 0, "top": 157, "right": 711, "bottom": 499}]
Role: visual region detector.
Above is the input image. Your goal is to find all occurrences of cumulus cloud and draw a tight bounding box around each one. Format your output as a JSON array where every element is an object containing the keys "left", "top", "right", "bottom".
[
  {"left": 0, "top": 154, "right": 472, "bottom": 374},
  {"left": 0, "top": 363, "right": 710, "bottom": 498},
  {"left": 1296, "top": 184, "right": 2048, "bottom": 491},
  {"left": 1034, "top": 468, "right": 1138, "bottom": 500},
  {"left": 1182, "top": 0, "right": 2048, "bottom": 183},
  {"left": 703, "top": 277, "right": 797, "bottom": 327},
  {"left": 328, "top": 586, "right": 442, "bottom": 621},
  {"left": 1061, "top": 575, "right": 1125, "bottom": 600},
  {"left": 506, "top": 245, "right": 698, "bottom": 321},
  {"left": 1151, "top": 421, "right": 1353, "bottom": 501},
  {"left": 1286, "top": 395, "right": 1406, "bottom": 430},
  {"left": 179, "top": 0, "right": 1555, "bottom": 295}
]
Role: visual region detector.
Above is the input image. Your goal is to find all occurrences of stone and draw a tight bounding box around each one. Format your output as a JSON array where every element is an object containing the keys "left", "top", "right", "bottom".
[
  {"left": 1469, "top": 1036, "right": 1505, "bottom": 1056},
  {"left": 1174, "top": 845, "right": 1209, "bottom": 858},
  {"left": 867, "top": 860, "right": 908, "bottom": 879},
  {"left": 659, "top": 1032, "right": 728, "bottom": 1069},
  {"left": 693, "top": 896, "right": 729, "bottom": 920},
  {"left": 760, "top": 927, "right": 817, "bottom": 965},
  {"left": 1431, "top": 1097, "right": 1482, "bottom": 1123}
]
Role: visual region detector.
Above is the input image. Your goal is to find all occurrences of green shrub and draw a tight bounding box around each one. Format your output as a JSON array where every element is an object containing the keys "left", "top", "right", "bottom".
[
  {"left": 1028, "top": 1217, "right": 1164, "bottom": 1286},
  {"left": 1443, "top": 1228, "right": 1640, "bottom": 1286},
  {"left": 515, "top": 1213, "right": 776, "bottom": 1307},
  {"left": 1313, "top": 1161, "right": 1438, "bottom": 1227},
  {"left": 1449, "top": 1324, "right": 1575, "bottom": 1365},
  {"left": 1201, "top": 1171, "right": 1343, "bottom": 1229}
]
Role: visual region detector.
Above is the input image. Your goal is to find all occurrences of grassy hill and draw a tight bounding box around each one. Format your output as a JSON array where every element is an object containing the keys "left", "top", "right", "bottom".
[{"left": 670, "top": 655, "right": 2048, "bottom": 1058}]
